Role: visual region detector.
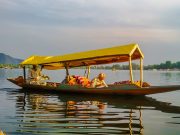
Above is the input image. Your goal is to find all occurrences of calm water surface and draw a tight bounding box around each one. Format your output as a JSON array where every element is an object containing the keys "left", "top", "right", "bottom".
[{"left": 0, "top": 69, "right": 180, "bottom": 135}]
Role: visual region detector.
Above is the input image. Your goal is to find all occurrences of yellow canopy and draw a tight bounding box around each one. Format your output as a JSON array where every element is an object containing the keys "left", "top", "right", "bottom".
[
  {"left": 21, "top": 56, "right": 53, "bottom": 65},
  {"left": 20, "top": 43, "right": 144, "bottom": 70}
]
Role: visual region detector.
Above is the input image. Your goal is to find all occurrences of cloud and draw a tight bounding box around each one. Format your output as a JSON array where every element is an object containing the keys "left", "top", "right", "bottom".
[
  {"left": 0, "top": 0, "right": 180, "bottom": 64},
  {"left": 0, "top": 0, "right": 179, "bottom": 28}
]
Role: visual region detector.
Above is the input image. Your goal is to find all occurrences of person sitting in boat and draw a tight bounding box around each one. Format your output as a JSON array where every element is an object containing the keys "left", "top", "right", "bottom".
[
  {"left": 28, "top": 65, "right": 49, "bottom": 85},
  {"left": 36, "top": 66, "right": 50, "bottom": 85},
  {"left": 91, "top": 73, "right": 108, "bottom": 88},
  {"left": 28, "top": 65, "right": 38, "bottom": 83}
]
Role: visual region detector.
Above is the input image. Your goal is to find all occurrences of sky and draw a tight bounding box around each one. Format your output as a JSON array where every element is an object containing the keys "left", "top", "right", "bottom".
[{"left": 0, "top": 0, "right": 180, "bottom": 65}]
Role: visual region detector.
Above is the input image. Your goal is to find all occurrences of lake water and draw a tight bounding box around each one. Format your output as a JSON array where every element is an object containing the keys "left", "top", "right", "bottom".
[{"left": 0, "top": 69, "right": 180, "bottom": 135}]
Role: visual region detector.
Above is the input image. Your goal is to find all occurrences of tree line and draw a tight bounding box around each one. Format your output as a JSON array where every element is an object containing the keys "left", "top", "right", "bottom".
[
  {"left": 0, "top": 64, "right": 20, "bottom": 68},
  {"left": 144, "top": 61, "right": 180, "bottom": 70},
  {"left": 91, "top": 61, "right": 180, "bottom": 70},
  {"left": 0, "top": 61, "right": 180, "bottom": 70}
]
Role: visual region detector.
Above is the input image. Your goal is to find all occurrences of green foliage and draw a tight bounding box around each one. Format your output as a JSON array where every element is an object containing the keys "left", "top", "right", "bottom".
[
  {"left": 92, "top": 61, "right": 180, "bottom": 70},
  {"left": 144, "top": 61, "right": 180, "bottom": 70},
  {"left": 0, "top": 64, "right": 20, "bottom": 68},
  {"left": 93, "top": 63, "right": 140, "bottom": 70}
]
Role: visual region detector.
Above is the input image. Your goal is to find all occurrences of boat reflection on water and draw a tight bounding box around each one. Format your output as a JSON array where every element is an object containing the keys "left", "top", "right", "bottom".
[{"left": 8, "top": 89, "right": 180, "bottom": 135}]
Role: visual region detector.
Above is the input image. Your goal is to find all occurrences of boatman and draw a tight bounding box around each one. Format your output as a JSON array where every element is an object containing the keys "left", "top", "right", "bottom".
[
  {"left": 28, "top": 65, "right": 38, "bottom": 83},
  {"left": 91, "top": 73, "right": 108, "bottom": 88},
  {"left": 28, "top": 65, "right": 49, "bottom": 85}
]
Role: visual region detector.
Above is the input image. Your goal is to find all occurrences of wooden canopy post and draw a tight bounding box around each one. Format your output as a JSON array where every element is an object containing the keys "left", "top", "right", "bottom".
[
  {"left": 87, "top": 66, "right": 90, "bottom": 79},
  {"left": 65, "top": 64, "right": 70, "bottom": 81},
  {"left": 65, "top": 66, "right": 69, "bottom": 76},
  {"left": 23, "top": 66, "right": 26, "bottom": 83},
  {"left": 84, "top": 67, "right": 87, "bottom": 77},
  {"left": 129, "top": 56, "right": 134, "bottom": 83},
  {"left": 140, "top": 57, "right": 143, "bottom": 87}
]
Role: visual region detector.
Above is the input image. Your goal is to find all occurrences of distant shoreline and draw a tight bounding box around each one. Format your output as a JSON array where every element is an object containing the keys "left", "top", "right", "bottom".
[
  {"left": 1, "top": 67, "right": 180, "bottom": 72},
  {"left": 0, "top": 64, "right": 20, "bottom": 69},
  {"left": 0, "top": 60, "right": 180, "bottom": 71}
]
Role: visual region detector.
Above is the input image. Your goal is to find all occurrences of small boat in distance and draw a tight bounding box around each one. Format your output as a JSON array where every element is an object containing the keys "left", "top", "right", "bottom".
[{"left": 7, "top": 43, "right": 180, "bottom": 95}]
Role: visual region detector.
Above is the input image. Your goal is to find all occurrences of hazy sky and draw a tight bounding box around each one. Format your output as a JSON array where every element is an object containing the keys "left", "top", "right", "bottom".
[{"left": 0, "top": 0, "right": 180, "bottom": 65}]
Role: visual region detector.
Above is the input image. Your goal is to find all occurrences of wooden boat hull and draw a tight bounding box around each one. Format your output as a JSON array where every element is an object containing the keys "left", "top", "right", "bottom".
[{"left": 7, "top": 78, "right": 180, "bottom": 95}]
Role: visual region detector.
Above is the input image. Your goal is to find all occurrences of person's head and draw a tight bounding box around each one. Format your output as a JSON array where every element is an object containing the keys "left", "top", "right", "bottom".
[{"left": 98, "top": 73, "right": 106, "bottom": 80}]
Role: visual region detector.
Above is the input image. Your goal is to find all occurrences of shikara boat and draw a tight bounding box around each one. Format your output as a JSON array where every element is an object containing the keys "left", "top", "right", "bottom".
[{"left": 7, "top": 43, "right": 180, "bottom": 95}]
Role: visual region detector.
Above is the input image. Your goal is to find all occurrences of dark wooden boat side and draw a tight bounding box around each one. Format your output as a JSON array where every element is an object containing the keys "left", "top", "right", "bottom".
[{"left": 7, "top": 78, "right": 180, "bottom": 95}]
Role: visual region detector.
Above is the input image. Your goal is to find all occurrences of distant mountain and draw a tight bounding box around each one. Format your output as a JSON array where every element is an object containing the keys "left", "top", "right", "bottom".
[{"left": 0, "top": 53, "right": 23, "bottom": 64}]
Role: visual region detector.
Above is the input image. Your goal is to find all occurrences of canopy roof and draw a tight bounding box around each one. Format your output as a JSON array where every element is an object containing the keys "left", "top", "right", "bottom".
[{"left": 21, "top": 43, "right": 144, "bottom": 70}]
